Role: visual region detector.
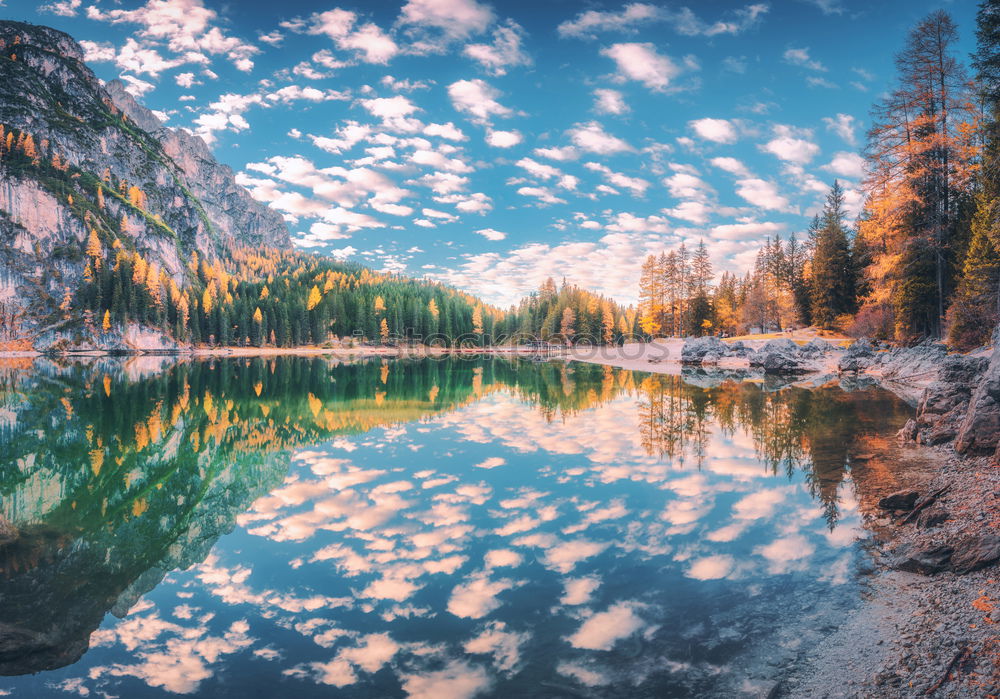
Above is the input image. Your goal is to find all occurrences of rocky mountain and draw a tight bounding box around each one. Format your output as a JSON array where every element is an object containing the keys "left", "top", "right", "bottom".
[{"left": 0, "top": 20, "right": 290, "bottom": 347}]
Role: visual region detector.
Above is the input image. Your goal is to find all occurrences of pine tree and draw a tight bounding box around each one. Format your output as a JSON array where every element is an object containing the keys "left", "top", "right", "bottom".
[{"left": 810, "top": 182, "right": 855, "bottom": 328}]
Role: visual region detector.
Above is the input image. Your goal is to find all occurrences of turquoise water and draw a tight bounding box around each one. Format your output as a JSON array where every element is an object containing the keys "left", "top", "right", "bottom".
[{"left": 0, "top": 357, "right": 912, "bottom": 697}]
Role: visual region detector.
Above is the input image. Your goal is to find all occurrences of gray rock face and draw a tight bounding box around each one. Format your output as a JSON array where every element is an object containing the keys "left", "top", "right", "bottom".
[
  {"left": 955, "top": 328, "right": 1000, "bottom": 455},
  {"left": 800, "top": 339, "right": 832, "bottom": 356},
  {"left": 0, "top": 20, "right": 290, "bottom": 340},
  {"left": 761, "top": 350, "right": 808, "bottom": 374},
  {"left": 917, "top": 355, "right": 987, "bottom": 418}
]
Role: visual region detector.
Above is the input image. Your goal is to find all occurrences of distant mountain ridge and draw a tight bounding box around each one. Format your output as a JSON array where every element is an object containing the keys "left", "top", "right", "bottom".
[{"left": 0, "top": 19, "right": 290, "bottom": 347}]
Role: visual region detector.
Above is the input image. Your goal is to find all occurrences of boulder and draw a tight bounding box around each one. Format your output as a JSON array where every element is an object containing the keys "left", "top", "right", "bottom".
[
  {"left": 680, "top": 336, "right": 728, "bottom": 364},
  {"left": 897, "top": 418, "right": 918, "bottom": 442},
  {"left": 762, "top": 350, "right": 808, "bottom": 374},
  {"left": 799, "top": 339, "right": 833, "bottom": 356},
  {"left": 838, "top": 337, "right": 876, "bottom": 373},
  {"left": 891, "top": 543, "right": 953, "bottom": 575},
  {"left": 950, "top": 533, "right": 1000, "bottom": 574},
  {"left": 877, "top": 490, "right": 920, "bottom": 511},
  {"left": 760, "top": 338, "right": 800, "bottom": 354}
]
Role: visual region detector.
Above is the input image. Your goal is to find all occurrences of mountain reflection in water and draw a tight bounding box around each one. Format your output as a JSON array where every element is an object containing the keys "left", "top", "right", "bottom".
[{"left": 0, "top": 356, "right": 913, "bottom": 697}]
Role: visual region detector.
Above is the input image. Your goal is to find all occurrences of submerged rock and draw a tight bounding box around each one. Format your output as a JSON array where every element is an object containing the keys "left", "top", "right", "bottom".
[
  {"left": 891, "top": 543, "right": 953, "bottom": 575},
  {"left": 878, "top": 490, "right": 919, "bottom": 511}
]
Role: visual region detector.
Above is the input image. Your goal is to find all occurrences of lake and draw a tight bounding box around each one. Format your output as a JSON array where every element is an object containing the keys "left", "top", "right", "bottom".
[{"left": 0, "top": 356, "right": 914, "bottom": 697}]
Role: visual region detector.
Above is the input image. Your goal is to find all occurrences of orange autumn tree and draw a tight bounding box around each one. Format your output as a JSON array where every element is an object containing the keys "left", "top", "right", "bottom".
[{"left": 857, "top": 10, "right": 980, "bottom": 340}]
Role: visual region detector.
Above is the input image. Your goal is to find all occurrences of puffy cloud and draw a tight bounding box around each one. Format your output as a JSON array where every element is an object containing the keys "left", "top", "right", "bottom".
[
  {"left": 689, "top": 117, "right": 738, "bottom": 144},
  {"left": 761, "top": 125, "right": 820, "bottom": 164},
  {"left": 463, "top": 20, "right": 531, "bottom": 76},
  {"left": 80, "top": 40, "right": 117, "bottom": 63},
  {"left": 686, "top": 554, "right": 735, "bottom": 580},
  {"left": 517, "top": 186, "right": 566, "bottom": 206},
  {"left": 447, "top": 79, "right": 513, "bottom": 124},
  {"left": 601, "top": 42, "right": 680, "bottom": 91},
  {"left": 359, "top": 95, "right": 419, "bottom": 119},
  {"left": 567, "top": 121, "right": 633, "bottom": 155},
  {"left": 558, "top": 3, "right": 767, "bottom": 39},
  {"left": 424, "top": 122, "right": 468, "bottom": 141},
  {"left": 399, "top": 660, "right": 491, "bottom": 699},
  {"left": 734, "top": 178, "right": 793, "bottom": 212},
  {"left": 286, "top": 8, "right": 398, "bottom": 64},
  {"left": 447, "top": 573, "right": 516, "bottom": 618},
  {"left": 39, "top": 0, "right": 82, "bottom": 16},
  {"left": 398, "top": 0, "right": 494, "bottom": 42},
  {"left": 87, "top": 0, "right": 259, "bottom": 72},
  {"left": 593, "top": 88, "right": 629, "bottom": 115},
  {"left": 485, "top": 129, "right": 523, "bottom": 148},
  {"left": 823, "top": 151, "right": 865, "bottom": 179},
  {"left": 823, "top": 113, "right": 858, "bottom": 146},
  {"left": 565, "top": 602, "right": 645, "bottom": 650},
  {"left": 463, "top": 622, "right": 528, "bottom": 674},
  {"left": 584, "top": 162, "right": 650, "bottom": 196},
  {"left": 709, "top": 156, "right": 751, "bottom": 177},
  {"left": 534, "top": 146, "right": 579, "bottom": 161},
  {"left": 783, "top": 47, "right": 826, "bottom": 72}
]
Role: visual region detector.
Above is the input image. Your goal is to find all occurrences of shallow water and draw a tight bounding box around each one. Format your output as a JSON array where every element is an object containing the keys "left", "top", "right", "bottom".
[{"left": 0, "top": 356, "right": 913, "bottom": 697}]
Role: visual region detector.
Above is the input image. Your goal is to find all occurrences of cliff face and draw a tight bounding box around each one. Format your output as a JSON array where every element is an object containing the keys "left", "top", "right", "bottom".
[{"left": 0, "top": 20, "right": 289, "bottom": 343}]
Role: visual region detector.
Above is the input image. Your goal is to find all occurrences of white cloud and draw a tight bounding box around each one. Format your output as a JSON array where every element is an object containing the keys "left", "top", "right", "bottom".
[
  {"left": 39, "top": 0, "right": 82, "bottom": 18},
  {"left": 689, "top": 118, "right": 738, "bottom": 144},
  {"left": 593, "top": 88, "right": 629, "bottom": 115},
  {"left": 823, "top": 151, "right": 865, "bottom": 179},
  {"left": 486, "top": 129, "right": 523, "bottom": 148},
  {"left": 783, "top": 47, "right": 826, "bottom": 71},
  {"left": 823, "top": 113, "right": 857, "bottom": 146},
  {"left": 475, "top": 228, "right": 507, "bottom": 241},
  {"left": 447, "top": 79, "right": 513, "bottom": 124},
  {"left": 289, "top": 8, "right": 398, "bottom": 64},
  {"left": 558, "top": 3, "right": 767, "bottom": 39},
  {"left": 398, "top": 0, "right": 494, "bottom": 42},
  {"left": 566, "top": 602, "right": 645, "bottom": 650},
  {"left": 735, "top": 178, "right": 793, "bottom": 212},
  {"left": 567, "top": 122, "right": 633, "bottom": 155},
  {"left": 710, "top": 156, "right": 751, "bottom": 177},
  {"left": 399, "top": 660, "right": 491, "bottom": 699},
  {"left": 601, "top": 42, "right": 680, "bottom": 91},
  {"left": 585, "top": 162, "right": 650, "bottom": 196},
  {"left": 761, "top": 125, "right": 820, "bottom": 164},
  {"left": 87, "top": 0, "right": 259, "bottom": 72},
  {"left": 464, "top": 20, "right": 531, "bottom": 76}
]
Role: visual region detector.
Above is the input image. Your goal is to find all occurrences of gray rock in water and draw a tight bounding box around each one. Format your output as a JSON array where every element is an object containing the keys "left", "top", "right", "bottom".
[
  {"left": 762, "top": 350, "right": 808, "bottom": 374},
  {"left": 897, "top": 418, "right": 918, "bottom": 442},
  {"left": 760, "top": 338, "right": 800, "bottom": 354},
  {"left": 838, "top": 337, "right": 877, "bottom": 373},
  {"left": 950, "top": 533, "right": 1000, "bottom": 574},
  {"left": 891, "top": 543, "right": 953, "bottom": 575},
  {"left": 680, "top": 336, "right": 728, "bottom": 364},
  {"left": 800, "top": 339, "right": 833, "bottom": 356},
  {"left": 878, "top": 490, "right": 920, "bottom": 511}
]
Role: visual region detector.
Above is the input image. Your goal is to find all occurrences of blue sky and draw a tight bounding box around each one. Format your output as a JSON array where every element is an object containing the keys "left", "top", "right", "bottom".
[{"left": 6, "top": 0, "right": 977, "bottom": 306}]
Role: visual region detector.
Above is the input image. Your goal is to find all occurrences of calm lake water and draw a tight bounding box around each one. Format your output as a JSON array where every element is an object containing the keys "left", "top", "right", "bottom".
[{"left": 0, "top": 356, "right": 913, "bottom": 698}]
